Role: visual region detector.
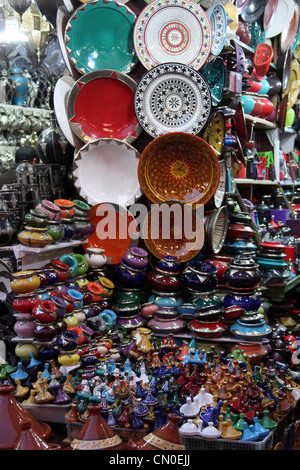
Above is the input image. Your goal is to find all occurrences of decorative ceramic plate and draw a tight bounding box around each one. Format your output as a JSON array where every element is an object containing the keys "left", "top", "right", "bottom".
[
  {"left": 138, "top": 132, "right": 220, "bottom": 206},
  {"left": 134, "top": 63, "right": 211, "bottom": 139},
  {"left": 213, "top": 160, "right": 227, "bottom": 208},
  {"left": 206, "top": 3, "right": 227, "bottom": 56},
  {"left": 281, "top": 2, "right": 299, "bottom": 51},
  {"left": 65, "top": 0, "right": 137, "bottom": 75},
  {"left": 133, "top": 0, "right": 212, "bottom": 71},
  {"left": 67, "top": 70, "right": 142, "bottom": 144},
  {"left": 264, "top": 0, "right": 295, "bottom": 39},
  {"left": 142, "top": 202, "right": 204, "bottom": 263},
  {"left": 278, "top": 46, "right": 293, "bottom": 93},
  {"left": 292, "top": 20, "right": 300, "bottom": 52},
  {"left": 84, "top": 202, "right": 139, "bottom": 264},
  {"left": 204, "top": 205, "right": 228, "bottom": 254},
  {"left": 0, "top": 259, "right": 13, "bottom": 303},
  {"left": 200, "top": 0, "right": 227, "bottom": 9},
  {"left": 283, "top": 59, "right": 300, "bottom": 108},
  {"left": 264, "top": 0, "right": 279, "bottom": 31},
  {"left": 56, "top": 6, "right": 82, "bottom": 81},
  {"left": 235, "top": 0, "right": 251, "bottom": 14},
  {"left": 203, "top": 110, "right": 226, "bottom": 156},
  {"left": 63, "top": 0, "right": 81, "bottom": 14},
  {"left": 73, "top": 138, "right": 142, "bottom": 207},
  {"left": 241, "top": 0, "right": 268, "bottom": 23},
  {"left": 200, "top": 57, "right": 225, "bottom": 107},
  {"left": 54, "top": 76, "right": 83, "bottom": 150}
]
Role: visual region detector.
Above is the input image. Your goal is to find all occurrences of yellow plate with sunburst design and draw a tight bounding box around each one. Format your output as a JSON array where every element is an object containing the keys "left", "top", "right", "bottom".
[{"left": 138, "top": 132, "right": 220, "bottom": 206}]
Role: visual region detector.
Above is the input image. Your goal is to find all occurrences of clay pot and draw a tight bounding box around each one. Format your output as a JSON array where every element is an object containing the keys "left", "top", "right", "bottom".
[
  {"left": 14, "top": 419, "right": 61, "bottom": 450},
  {"left": 236, "top": 21, "right": 251, "bottom": 45}
]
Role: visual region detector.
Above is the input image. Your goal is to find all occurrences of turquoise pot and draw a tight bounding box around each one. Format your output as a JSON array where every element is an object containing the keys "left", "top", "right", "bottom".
[
  {"left": 59, "top": 254, "right": 78, "bottom": 279},
  {"left": 238, "top": 95, "right": 254, "bottom": 115},
  {"left": 229, "top": 318, "right": 272, "bottom": 342}
]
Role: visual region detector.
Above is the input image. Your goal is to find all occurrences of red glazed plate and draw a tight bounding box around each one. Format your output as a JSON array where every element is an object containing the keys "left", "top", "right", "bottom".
[
  {"left": 138, "top": 132, "right": 220, "bottom": 206},
  {"left": 67, "top": 70, "right": 142, "bottom": 145},
  {"left": 84, "top": 202, "right": 139, "bottom": 265}
]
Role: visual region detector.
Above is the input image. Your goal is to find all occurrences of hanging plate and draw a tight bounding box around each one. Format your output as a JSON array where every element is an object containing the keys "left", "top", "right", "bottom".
[
  {"left": 204, "top": 110, "right": 226, "bottom": 156},
  {"left": 67, "top": 70, "right": 142, "bottom": 144},
  {"left": 133, "top": 0, "right": 212, "bottom": 71},
  {"left": 65, "top": 0, "right": 137, "bottom": 75},
  {"left": 206, "top": 3, "right": 227, "bottom": 56},
  {"left": 134, "top": 62, "right": 211, "bottom": 139},
  {"left": 200, "top": 56, "right": 225, "bottom": 107}
]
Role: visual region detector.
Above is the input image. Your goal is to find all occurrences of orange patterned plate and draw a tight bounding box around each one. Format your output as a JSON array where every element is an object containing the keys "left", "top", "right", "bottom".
[
  {"left": 142, "top": 202, "right": 204, "bottom": 263},
  {"left": 138, "top": 132, "right": 220, "bottom": 206}
]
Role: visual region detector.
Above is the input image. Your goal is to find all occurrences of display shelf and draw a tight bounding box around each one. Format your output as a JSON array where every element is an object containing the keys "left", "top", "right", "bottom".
[
  {"left": 284, "top": 274, "right": 300, "bottom": 293},
  {"left": 234, "top": 39, "right": 277, "bottom": 71},
  {"left": 156, "top": 330, "right": 264, "bottom": 344},
  {"left": 234, "top": 178, "right": 278, "bottom": 185},
  {"left": 0, "top": 103, "right": 52, "bottom": 118}
]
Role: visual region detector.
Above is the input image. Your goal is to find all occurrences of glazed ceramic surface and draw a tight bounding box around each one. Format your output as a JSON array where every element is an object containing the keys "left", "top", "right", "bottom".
[
  {"left": 202, "top": 111, "right": 225, "bottom": 157},
  {"left": 213, "top": 160, "right": 227, "bottom": 208},
  {"left": 280, "top": 2, "right": 299, "bottom": 51},
  {"left": 138, "top": 132, "right": 220, "bottom": 206},
  {"left": 73, "top": 138, "right": 141, "bottom": 207},
  {"left": 56, "top": 6, "right": 82, "bottom": 81},
  {"left": 84, "top": 203, "right": 139, "bottom": 264},
  {"left": 283, "top": 59, "right": 300, "bottom": 108},
  {"left": 206, "top": 3, "right": 227, "bottom": 56},
  {"left": 54, "top": 75, "right": 83, "bottom": 150},
  {"left": 204, "top": 205, "right": 228, "bottom": 254},
  {"left": 241, "top": 0, "right": 268, "bottom": 23},
  {"left": 134, "top": 63, "right": 211, "bottom": 139},
  {"left": 133, "top": 0, "right": 212, "bottom": 71},
  {"left": 142, "top": 202, "right": 204, "bottom": 262},
  {"left": 201, "top": 56, "right": 225, "bottom": 107},
  {"left": 65, "top": 0, "right": 137, "bottom": 74},
  {"left": 264, "top": 0, "right": 295, "bottom": 38},
  {"left": 67, "top": 70, "right": 141, "bottom": 144}
]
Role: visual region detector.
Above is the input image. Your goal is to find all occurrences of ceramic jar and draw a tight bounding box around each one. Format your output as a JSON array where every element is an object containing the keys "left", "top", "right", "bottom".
[
  {"left": 66, "top": 289, "right": 84, "bottom": 310},
  {"left": 204, "top": 255, "right": 232, "bottom": 286},
  {"left": 11, "top": 271, "right": 41, "bottom": 295},
  {"left": 229, "top": 318, "right": 272, "bottom": 342},
  {"left": 32, "top": 299, "right": 57, "bottom": 323},
  {"left": 24, "top": 210, "right": 49, "bottom": 228},
  {"left": 115, "top": 261, "right": 147, "bottom": 288},
  {"left": 147, "top": 314, "right": 186, "bottom": 334},
  {"left": 50, "top": 259, "right": 70, "bottom": 283},
  {"left": 223, "top": 289, "right": 261, "bottom": 312},
  {"left": 35, "top": 200, "right": 61, "bottom": 221},
  {"left": 59, "top": 254, "right": 78, "bottom": 279},
  {"left": 147, "top": 256, "right": 182, "bottom": 292},
  {"left": 123, "top": 247, "right": 148, "bottom": 270},
  {"left": 73, "top": 199, "right": 91, "bottom": 217},
  {"left": 84, "top": 248, "right": 107, "bottom": 269},
  {"left": 17, "top": 226, "right": 53, "bottom": 248},
  {"left": 223, "top": 255, "right": 261, "bottom": 288},
  {"left": 54, "top": 199, "right": 74, "bottom": 219},
  {"left": 13, "top": 320, "right": 36, "bottom": 338},
  {"left": 56, "top": 329, "right": 79, "bottom": 352},
  {"left": 73, "top": 217, "right": 95, "bottom": 240},
  {"left": 46, "top": 220, "right": 65, "bottom": 244},
  {"left": 60, "top": 218, "right": 75, "bottom": 241},
  {"left": 182, "top": 261, "right": 218, "bottom": 293},
  {"left": 73, "top": 254, "right": 89, "bottom": 276},
  {"left": 188, "top": 318, "right": 227, "bottom": 338},
  {"left": 33, "top": 322, "right": 57, "bottom": 342},
  {"left": 12, "top": 297, "right": 38, "bottom": 314}
]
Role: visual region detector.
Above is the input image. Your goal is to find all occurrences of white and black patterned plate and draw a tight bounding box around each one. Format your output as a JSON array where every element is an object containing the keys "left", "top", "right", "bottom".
[{"left": 134, "top": 63, "right": 212, "bottom": 138}]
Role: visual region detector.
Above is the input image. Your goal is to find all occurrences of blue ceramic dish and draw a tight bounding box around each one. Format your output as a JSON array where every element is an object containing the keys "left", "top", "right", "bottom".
[{"left": 229, "top": 318, "right": 272, "bottom": 341}]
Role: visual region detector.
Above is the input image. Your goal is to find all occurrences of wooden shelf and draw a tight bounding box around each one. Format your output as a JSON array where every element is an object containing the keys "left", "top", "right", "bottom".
[
  {"left": 235, "top": 178, "right": 278, "bottom": 185},
  {"left": 244, "top": 114, "right": 277, "bottom": 130}
]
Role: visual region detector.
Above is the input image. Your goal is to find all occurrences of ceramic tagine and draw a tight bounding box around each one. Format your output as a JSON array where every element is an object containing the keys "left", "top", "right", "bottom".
[{"left": 10, "top": 66, "right": 29, "bottom": 107}]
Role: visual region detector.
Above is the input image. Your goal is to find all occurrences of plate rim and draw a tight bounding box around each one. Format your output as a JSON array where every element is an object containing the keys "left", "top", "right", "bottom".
[
  {"left": 66, "top": 69, "right": 142, "bottom": 144},
  {"left": 207, "top": 3, "right": 227, "bottom": 57},
  {"left": 265, "top": 0, "right": 295, "bottom": 39}
]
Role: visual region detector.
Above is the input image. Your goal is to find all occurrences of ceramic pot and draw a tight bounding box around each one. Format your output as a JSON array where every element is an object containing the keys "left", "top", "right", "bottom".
[
  {"left": 205, "top": 255, "right": 232, "bottom": 286},
  {"left": 17, "top": 226, "right": 52, "bottom": 248},
  {"left": 253, "top": 43, "right": 273, "bottom": 78},
  {"left": 188, "top": 318, "right": 227, "bottom": 338},
  {"left": 147, "top": 269, "right": 181, "bottom": 292},
  {"left": 60, "top": 218, "right": 75, "bottom": 241},
  {"left": 32, "top": 299, "right": 57, "bottom": 323},
  {"left": 238, "top": 95, "right": 254, "bottom": 115},
  {"left": 13, "top": 321, "right": 35, "bottom": 338},
  {"left": 157, "top": 256, "right": 180, "bottom": 272},
  {"left": 229, "top": 318, "right": 272, "bottom": 342},
  {"left": 223, "top": 255, "right": 261, "bottom": 288},
  {"left": 84, "top": 248, "right": 107, "bottom": 269},
  {"left": 258, "top": 98, "right": 275, "bottom": 118},
  {"left": 35, "top": 200, "right": 61, "bottom": 221},
  {"left": 87, "top": 282, "right": 103, "bottom": 302},
  {"left": 115, "top": 262, "right": 147, "bottom": 288},
  {"left": 182, "top": 261, "right": 218, "bottom": 292},
  {"left": 72, "top": 254, "right": 88, "bottom": 276},
  {"left": 24, "top": 210, "right": 49, "bottom": 228},
  {"left": 54, "top": 199, "right": 74, "bottom": 219},
  {"left": 12, "top": 297, "right": 38, "bottom": 314},
  {"left": 56, "top": 329, "right": 79, "bottom": 352},
  {"left": 237, "top": 21, "right": 251, "bottom": 45},
  {"left": 123, "top": 247, "right": 148, "bottom": 269},
  {"left": 147, "top": 315, "right": 186, "bottom": 334},
  {"left": 11, "top": 271, "right": 41, "bottom": 294},
  {"left": 223, "top": 290, "right": 261, "bottom": 312},
  {"left": 223, "top": 306, "right": 245, "bottom": 321},
  {"left": 66, "top": 289, "right": 83, "bottom": 310},
  {"left": 231, "top": 342, "right": 268, "bottom": 365},
  {"left": 59, "top": 254, "right": 78, "bottom": 279},
  {"left": 116, "top": 313, "right": 145, "bottom": 329},
  {"left": 33, "top": 322, "right": 57, "bottom": 342},
  {"left": 73, "top": 217, "right": 95, "bottom": 240},
  {"left": 46, "top": 220, "right": 65, "bottom": 244},
  {"left": 72, "top": 199, "right": 91, "bottom": 217},
  {"left": 15, "top": 342, "right": 39, "bottom": 361}
]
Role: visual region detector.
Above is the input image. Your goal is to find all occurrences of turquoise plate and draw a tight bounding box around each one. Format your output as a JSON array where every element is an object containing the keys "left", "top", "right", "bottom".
[
  {"left": 200, "top": 56, "right": 225, "bottom": 106},
  {"left": 65, "top": 0, "right": 137, "bottom": 75}
]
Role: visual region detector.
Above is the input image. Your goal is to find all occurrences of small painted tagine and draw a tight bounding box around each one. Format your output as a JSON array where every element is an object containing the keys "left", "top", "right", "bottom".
[
  {"left": 223, "top": 254, "right": 261, "bottom": 288},
  {"left": 17, "top": 227, "right": 52, "bottom": 248},
  {"left": 188, "top": 318, "right": 227, "bottom": 339},
  {"left": 11, "top": 271, "right": 41, "bottom": 294}
]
